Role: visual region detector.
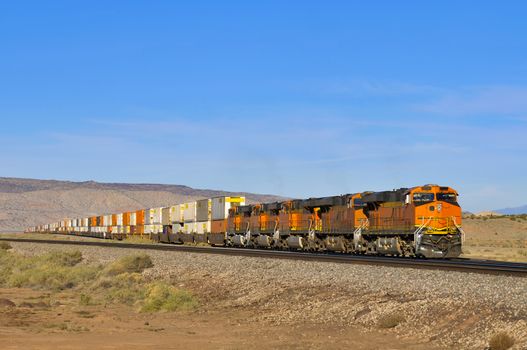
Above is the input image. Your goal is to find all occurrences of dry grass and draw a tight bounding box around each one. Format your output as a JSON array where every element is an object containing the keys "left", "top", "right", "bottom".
[
  {"left": 0, "top": 248, "right": 197, "bottom": 313},
  {"left": 103, "top": 253, "right": 153, "bottom": 276},
  {"left": 141, "top": 282, "right": 198, "bottom": 312},
  {"left": 489, "top": 332, "right": 515, "bottom": 350},
  {"left": 377, "top": 312, "right": 405, "bottom": 328},
  {"left": 0, "top": 241, "right": 12, "bottom": 250},
  {"left": 0, "top": 249, "right": 97, "bottom": 290}
]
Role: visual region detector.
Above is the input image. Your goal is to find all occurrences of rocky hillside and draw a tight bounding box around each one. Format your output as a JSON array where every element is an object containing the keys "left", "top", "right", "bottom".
[{"left": 0, "top": 177, "right": 286, "bottom": 232}]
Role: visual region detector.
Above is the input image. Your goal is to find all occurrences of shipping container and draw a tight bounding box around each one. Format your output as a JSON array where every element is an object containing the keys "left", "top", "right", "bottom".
[
  {"left": 209, "top": 219, "right": 227, "bottom": 245},
  {"left": 196, "top": 220, "right": 211, "bottom": 234},
  {"left": 117, "top": 213, "right": 123, "bottom": 226},
  {"left": 145, "top": 208, "right": 162, "bottom": 225},
  {"left": 130, "top": 212, "right": 137, "bottom": 226},
  {"left": 161, "top": 207, "right": 171, "bottom": 226},
  {"left": 211, "top": 219, "right": 227, "bottom": 233},
  {"left": 194, "top": 221, "right": 210, "bottom": 243},
  {"left": 182, "top": 202, "right": 197, "bottom": 222},
  {"left": 182, "top": 222, "right": 196, "bottom": 234},
  {"left": 112, "top": 214, "right": 118, "bottom": 226},
  {"left": 135, "top": 210, "right": 145, "bottom": 225},
  {"left": 212, "top": 196, "right": 245, "bottom": 220},
  {"left": 196, "top": 199, "right": 211, "bottom": 221},
  {"left": 172, "top": 222, "right": 182, "bottom": 233},
  {"left": 170, "top": 205, "right": 183, "bottom": 223},
  {"left": 123, "top": 212, "right": 131, "bottom": 226},
  {"left": 103, "top": 215, "right": 112, "bottom": 227}
]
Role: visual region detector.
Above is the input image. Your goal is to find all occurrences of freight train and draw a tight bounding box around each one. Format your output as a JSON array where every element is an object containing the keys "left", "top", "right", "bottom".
[{"left": 26, "top": 184, "right": 464, "bottom": 258}]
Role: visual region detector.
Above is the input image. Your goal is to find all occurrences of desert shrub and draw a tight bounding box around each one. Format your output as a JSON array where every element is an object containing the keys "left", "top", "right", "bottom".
[
  {"left": 79, "top": 293, "right": 92, "bottom": 306},
  {"left": 8, "top": 263, "right": 97, "bottom": 291},
  {"left": 0, "top": 242, "right": 12, "bottom": 250},
  {"left": 103, "top": 253, "right": 153, "bottom": 276},
  {"left": 42, "top": 250, "right": 83, "bottom": 267},
  {"left": 489, "top": 332, "right": 515, "bottom": 350},
  {"left": 0, "top": 249, "right": 197, "bottom": 313},
  {"left": 377, "top": 312, "right": 405, "bottom": 328},
  {"left": 0, "top": 250, "right": 97, "bottom": 291},
  {"left": 92, "top": 272, "right": 145, "bottom": 305},
  {"left": 141, "top": 282, "right": 198, "bottom": 312}
]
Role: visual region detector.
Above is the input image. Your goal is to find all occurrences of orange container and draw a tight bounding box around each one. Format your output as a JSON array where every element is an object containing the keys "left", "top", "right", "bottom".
[
  {"left": 136, "top": 225, "right": 145, "bottom": 235},
  {"left": 211, "top": 219, "right": 227, "bottom": 233},
  {"left": 90, "top": 217, "right": 97, "bottom": 227},
  {"left": 112, "top": 214, "right": 118, "bottom": 226},
  {"left": 123, "top": 212, "right": 131, "bottom": 226},
  {"left": 136, "top": 210, "right": 145, "bottom": 225}
]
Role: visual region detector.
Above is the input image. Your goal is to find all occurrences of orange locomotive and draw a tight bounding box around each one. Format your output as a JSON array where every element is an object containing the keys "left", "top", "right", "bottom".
[
  {"left": 359, "top": 184, "right": 462, "bottom": 258},
  {"left": 226, "top": 185, "right": 463, "bottom": 258}
]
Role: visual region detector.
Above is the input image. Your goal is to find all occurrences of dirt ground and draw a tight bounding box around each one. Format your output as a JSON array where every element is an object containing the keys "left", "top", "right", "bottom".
[
  {"left": 1, "top": 239, "right": 525, "bottom": 349},
  {"left": 0, "top": 287, "right": 437, "bottom": 350},
  {"left": 461, "top": 217, "right": 527, "bottom": 262}
]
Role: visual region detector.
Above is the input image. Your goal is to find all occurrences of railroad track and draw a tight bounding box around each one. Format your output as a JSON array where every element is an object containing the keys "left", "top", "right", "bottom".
[{"left": 2, "top": 237, "right": 527, "bottom": 276}]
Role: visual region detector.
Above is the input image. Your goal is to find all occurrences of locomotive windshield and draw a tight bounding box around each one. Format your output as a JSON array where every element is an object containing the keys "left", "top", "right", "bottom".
[
  {"left": 353, "top": 198, "right": 365, "bottom": 208},
  {"left": 413, "top": 192, "right": 434, "bottom": 203},
  {"left": 436, "top": 192, "right": 457, "bottom": 203}
]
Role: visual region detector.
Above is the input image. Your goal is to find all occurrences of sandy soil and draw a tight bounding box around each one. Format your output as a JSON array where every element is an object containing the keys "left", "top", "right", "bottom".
[
  {"left": 461, "top": 217, "right": 527, "bottom": 262},
  {"left": 0, "top": 287, "right": 436, "bottom": 350},
  {"left": 1, "top": 240, "right": 526, "bottom": 349}
]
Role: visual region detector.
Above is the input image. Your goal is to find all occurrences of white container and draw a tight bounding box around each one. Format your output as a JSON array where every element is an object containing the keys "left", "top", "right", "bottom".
[
  {"left": 117, "top": 214, "right": 123, "bottom": 226},
  {"left": 130, "top": 212, "right": 137, "bottom": 226},
  {"left": 162, "top": 207, "right": 171, "bottom": 225},
  {"left": 172, "top": 223, "right": 182, "bottom": 233},
  {"left": 103, "top": 215, "right": 112, "bottom": 227},
  {"left": 196, "top": 199, "right": 211, "bottom": 221},
  {"left": 212, "top": 196, "right": 246, "bottom": 220},
  {"left": 145, "top": 208, "right": 162, "bottom": 225},
  {"left": 182, "top": 222, "right": 196, "bottom": 234},
  {"left": 196, "top": 221, "right": 211, "bottom": 234},
  {"left": 170, "top": 205, "right": 183, "bottom": 223},
  {"left": 182, "top": 202, "right": 197, "bottom": 222}
]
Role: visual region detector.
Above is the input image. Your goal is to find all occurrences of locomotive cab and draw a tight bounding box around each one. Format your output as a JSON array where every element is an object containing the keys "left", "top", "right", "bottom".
[{"left": 409, "top": 185, "right": 463, "bottom": 258}]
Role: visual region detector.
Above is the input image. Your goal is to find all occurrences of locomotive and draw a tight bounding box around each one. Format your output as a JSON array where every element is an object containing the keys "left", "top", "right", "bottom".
[
  {"left": 224, "top": 184, "right": 463, "bottom": 258},
  {"left": 27, "top": 184, "right": 464, "bottom": 258}
]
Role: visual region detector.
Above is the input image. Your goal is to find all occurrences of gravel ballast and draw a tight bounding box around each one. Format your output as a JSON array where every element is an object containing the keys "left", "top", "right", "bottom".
[{"left": 7, "top": 240, "right": 527, "bottom": 349}]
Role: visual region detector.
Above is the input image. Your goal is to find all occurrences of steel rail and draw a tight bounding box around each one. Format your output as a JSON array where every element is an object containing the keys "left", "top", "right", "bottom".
[{"left": 1, "top": 237, "right": 526, "bottom": 276}]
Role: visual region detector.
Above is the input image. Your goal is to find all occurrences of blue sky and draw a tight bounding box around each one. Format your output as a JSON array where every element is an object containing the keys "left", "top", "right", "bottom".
[{"left": 1, "top": 1, "right": 526, "bottom": 212}]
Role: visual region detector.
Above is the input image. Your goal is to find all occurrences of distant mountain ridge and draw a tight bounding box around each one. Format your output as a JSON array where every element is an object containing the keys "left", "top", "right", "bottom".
[
  {"left": 494, "top": 205, "right": 527, "bottom": 215},
  {"left": 0, "top": 177, "right": 286, "bottom": 232}
]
